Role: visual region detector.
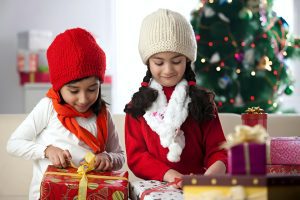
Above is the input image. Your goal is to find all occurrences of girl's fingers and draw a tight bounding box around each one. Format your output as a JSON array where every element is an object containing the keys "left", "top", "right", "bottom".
[
  {"left": 98, "top": 160, "right": 106, "bottom": 170},
  {"left": 63, "top": 150, "right": 72, "bottom": 160},
  {"left": 95, "top": 159, "right": 112, "bottom": 171},
  {"left": 94, "top": 158, "right": 100, "bottom": 169},
  {"left": 63, "top": 150, "right": 72, "bottom": 167},
  {"left": 52, "top": 156, "right": 61, "bottom": 168},
  {"left": 58, "top": 153, "right": 68, "bottom": 168},
  {"left": 103, "top": 160, "right": 112, "bottom": 171}
]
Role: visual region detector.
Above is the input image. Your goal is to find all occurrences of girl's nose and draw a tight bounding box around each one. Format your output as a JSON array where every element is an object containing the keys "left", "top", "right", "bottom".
[
  {"left": 164, "top": 63, "right": 174, "bottom": 73},
  {"left": 78, "top": 92, "right": 88, "bottom": 104}
]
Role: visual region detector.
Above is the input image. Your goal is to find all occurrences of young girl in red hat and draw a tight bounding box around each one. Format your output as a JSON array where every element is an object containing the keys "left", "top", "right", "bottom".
[
  {"left": 7, "top": 28, "right": 124, "bottom": 199},
  {"left": 124, "top": 9, "right": 227, "bottom": 188}
]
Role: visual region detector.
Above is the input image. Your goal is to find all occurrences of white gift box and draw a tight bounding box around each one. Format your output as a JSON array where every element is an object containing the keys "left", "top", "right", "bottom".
[
  {"left": 17, "top": 30, "right": 53, "bottom": 51},
  {"left": 130, "top": 180, "right": 183, "bottom": 200}
]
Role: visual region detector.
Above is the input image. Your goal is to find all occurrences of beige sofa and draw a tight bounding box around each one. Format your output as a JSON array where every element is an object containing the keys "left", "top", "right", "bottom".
[{"left": 1, "top": 113, "right": 299, "bottom": 200}]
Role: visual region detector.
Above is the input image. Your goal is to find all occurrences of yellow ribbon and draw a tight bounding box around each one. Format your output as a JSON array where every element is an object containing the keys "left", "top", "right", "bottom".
[
  {"left": 63, "top": 152, "right": 95, "bottom": 200},
  {"left": 44, "top": 172, "right": 128, "bottom": 180},
  {"left": 222, "top": 125, "right": 269, "bottom": 149},
  {"left": 77, "top": 152, "right": 96, "bottom": 200}
]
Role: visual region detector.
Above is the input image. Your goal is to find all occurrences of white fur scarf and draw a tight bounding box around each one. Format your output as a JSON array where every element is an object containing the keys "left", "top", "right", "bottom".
[{"left": 144, "top": 79, "right": 191, "bottom": 162}]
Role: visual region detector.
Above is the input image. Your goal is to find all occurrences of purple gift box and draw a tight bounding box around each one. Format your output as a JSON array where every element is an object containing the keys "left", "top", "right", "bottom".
[
  {"left": 228, "top": 142, "right": 266, "bottom": 175},
  {"left": 268, "top": 137, "right": 300, "bottom": 165}
]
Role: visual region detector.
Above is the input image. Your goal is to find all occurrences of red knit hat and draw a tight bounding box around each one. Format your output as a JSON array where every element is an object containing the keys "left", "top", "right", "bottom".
[{"left": 47, "top": 28, "right": 106, "bottom": 91}]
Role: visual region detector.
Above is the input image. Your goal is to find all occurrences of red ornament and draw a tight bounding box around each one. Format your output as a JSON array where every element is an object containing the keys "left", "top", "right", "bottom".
[
  {"left": 262, "top": 33, "right": 268, "bottom": 38},
  {"left": 218, "top": 101, "right": 223, "bottom": 107}
]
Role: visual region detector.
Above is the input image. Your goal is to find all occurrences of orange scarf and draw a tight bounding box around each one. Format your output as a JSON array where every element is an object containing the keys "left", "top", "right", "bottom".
[{"left": 46, "top": 88, "right": 108, "bottom": 153}]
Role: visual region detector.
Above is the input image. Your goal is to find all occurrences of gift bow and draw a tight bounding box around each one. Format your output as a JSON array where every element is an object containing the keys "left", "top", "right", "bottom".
[
  {"left": 222, "top": 125, "right": 269, "bottom": 149},
  {"left": 245, "top": 106, "right": 265, "bottom": 114},
  {"left": 72, "top": 152, "right": 96, "bottom": 200}
]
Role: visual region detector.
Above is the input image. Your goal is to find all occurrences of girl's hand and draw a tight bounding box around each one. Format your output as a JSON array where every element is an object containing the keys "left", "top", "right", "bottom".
[
  {"left": 204, "top": 160, "right": 226, "bottom": 175},
  {"left": 94, "top": 153, "right": 112, "bottom": 171},
  {"left": 163, "top": 169, "right": 183, "bottom": 189},
  {"left": 45, "top": 145, "right": 72, "bottom": 169}
]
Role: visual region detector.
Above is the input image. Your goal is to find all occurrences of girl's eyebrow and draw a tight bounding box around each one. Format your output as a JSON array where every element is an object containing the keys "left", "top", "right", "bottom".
[
  {"left": 67, "top": 83, "right": 99, "bottom": 89},
  {"left": 66, "top": 85, "right": 79, "bottom": 89}
]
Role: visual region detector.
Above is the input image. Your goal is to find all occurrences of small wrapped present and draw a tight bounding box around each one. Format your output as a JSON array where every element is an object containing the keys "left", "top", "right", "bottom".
[
  {"left": 130, "top": 180, "right": 182, "bottom": 200},
  {"left": 40, "top": 152, "right": 128, "bottom": 200},
  {"left": 267, "top": 137, "right": 300, "bottom": 165},
  {"left": 17, "top": 50, "right": 38, "bottom": 72},
  {"left": 242, "top": 106, "right": 267, "bottom": 130},
  {"left": 267, "top": 164, "right": 300, "bottom": 175},
  {"left": 222, "top": 125, "right": 269, "bottom": 175},
  {"left": 183, "top": 175, "right": 300, "bottom": 200},
  {"left": 19, "top": 71, "right": 50, "bottom": 85}
]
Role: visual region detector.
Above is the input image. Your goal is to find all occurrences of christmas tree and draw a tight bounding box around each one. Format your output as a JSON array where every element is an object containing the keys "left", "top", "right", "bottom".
[{"left": 191, "top": 0, "right": 300, "bottom": 113}]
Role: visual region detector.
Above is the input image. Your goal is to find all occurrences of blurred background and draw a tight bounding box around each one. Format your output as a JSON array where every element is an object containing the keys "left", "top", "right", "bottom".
[{"left": 0, "top": 0, "right": 299, "bottom": 114}]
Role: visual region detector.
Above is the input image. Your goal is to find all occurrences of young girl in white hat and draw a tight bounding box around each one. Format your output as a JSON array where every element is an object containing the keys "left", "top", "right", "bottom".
[{"left": 124, "top": 9, "right": 227, "bottom": 188}]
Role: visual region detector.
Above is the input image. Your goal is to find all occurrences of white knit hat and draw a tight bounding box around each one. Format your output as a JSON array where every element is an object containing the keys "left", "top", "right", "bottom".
[{"left": 138, "top": 8, "right": 197, "bottom": 64}]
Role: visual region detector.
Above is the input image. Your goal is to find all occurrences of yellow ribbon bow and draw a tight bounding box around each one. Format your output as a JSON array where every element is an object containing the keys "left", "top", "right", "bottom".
[
  {"left": 222, "top": 124, "right": 269, "bottom": 149},
  {"left": 72, "top": 152, "right": 96, "bottom": 200},
  {"left": 245, "top": 106, "right": 265, "bottom": 114}
]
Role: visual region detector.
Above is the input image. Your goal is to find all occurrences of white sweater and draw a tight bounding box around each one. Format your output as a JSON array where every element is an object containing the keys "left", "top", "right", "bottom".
[{"left": 6, "top": 97, "right": 125, "bottom": 200}]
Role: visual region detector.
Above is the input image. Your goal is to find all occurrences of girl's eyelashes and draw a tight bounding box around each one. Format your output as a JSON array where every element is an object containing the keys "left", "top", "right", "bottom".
[
  {"left": 88, "top": 88, "right": 97, "bottom": 92},
  {"left": 154, "top": 61, "right": 181, "bottom": 66},
  {"left": 69, "top": 90, "right": 79, "bottom": 94},
  {"left": 172, "top": 60, "right": 181, "bottom": 65},
  {"left": 69, "top": 87, "right": 98, "bottom": 94},
  {"left": 154, "top": 62, "right": 163, "bottom": 66}
]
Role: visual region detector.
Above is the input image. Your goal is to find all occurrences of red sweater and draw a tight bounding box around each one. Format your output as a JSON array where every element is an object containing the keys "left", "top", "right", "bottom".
[{"left": 125, "top": 86, "right": 227, "bottom": 181}]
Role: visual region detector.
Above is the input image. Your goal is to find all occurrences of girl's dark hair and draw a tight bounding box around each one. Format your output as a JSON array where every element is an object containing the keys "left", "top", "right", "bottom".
[
  {"left": 59, "top": 76, "right": 108, "bottom": 115},
  {"left": 124, "top": 62, "right": 216, "bottom": 122}
]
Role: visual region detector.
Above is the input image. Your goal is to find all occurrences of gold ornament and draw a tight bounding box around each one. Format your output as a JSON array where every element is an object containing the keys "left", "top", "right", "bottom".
[{"left": 257, "top": 56, "right": 272, "bottom": 71}]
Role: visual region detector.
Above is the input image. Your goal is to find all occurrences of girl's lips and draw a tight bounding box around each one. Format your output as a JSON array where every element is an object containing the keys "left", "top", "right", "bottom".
[
  {"left": 76, "top": 104, "right": 89, "bottom": 111},
  {"left": 162, "top": 75, "right": 176, "bottom": 79}
]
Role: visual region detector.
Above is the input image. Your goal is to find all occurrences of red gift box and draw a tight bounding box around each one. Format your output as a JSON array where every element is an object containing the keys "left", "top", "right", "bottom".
[
  {"left": 19, "top": 71, "right": 50, "bottom": 85},
  {"left": 228, "top": 143, "right": 266, "bottom": 175},
  {"left": 267, "top": 137, "right": 300, "bottom": 165},
  {"left": 241, "top": 113, "right": 267, "bottom": 130},
  {"left": 267, "top": 164, "right": 300, "bottom": 175},
  {"left": 40, "top": 165, "right": 128, "bottom": 200}
]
